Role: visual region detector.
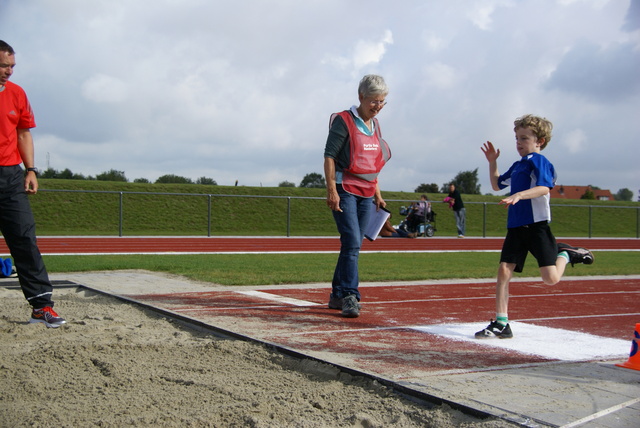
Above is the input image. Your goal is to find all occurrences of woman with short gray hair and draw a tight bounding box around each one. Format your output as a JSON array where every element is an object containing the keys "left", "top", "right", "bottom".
[{"left": 323, "top": 74, "right": 392, "bottom": 318}]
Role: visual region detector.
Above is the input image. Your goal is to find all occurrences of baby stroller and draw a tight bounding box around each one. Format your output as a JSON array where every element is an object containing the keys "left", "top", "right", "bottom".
[{"left": 398, "top": 203, "right": 437, "bottom": 237}]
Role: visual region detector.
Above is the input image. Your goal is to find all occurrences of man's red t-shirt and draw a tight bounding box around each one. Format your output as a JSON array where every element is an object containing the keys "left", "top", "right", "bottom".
[{"left": 0, "top": 81, "right": 36, "bottom": 166}]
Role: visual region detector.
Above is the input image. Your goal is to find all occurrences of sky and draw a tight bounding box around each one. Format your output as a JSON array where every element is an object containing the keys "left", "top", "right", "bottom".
[{"left": 2, "top": 0, "right": 639, "bottom": 197}]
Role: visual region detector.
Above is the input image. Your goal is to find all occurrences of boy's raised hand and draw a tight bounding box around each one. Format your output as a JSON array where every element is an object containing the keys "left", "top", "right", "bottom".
[{"left": 481, "top": 141, "right": 500, "bottom": 162}]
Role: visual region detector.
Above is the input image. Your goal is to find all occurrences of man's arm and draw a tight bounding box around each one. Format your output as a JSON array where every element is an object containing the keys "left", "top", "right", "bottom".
[{"left": 17, "top": 128, "right": 38, "bottom": 194}]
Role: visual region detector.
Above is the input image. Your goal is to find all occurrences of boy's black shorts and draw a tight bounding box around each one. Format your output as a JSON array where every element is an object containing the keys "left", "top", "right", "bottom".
[{"left": 500, "top": 221, "right": 558, "bottom": 273}]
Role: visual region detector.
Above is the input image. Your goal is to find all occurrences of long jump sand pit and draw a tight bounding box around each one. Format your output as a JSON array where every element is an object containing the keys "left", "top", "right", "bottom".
[{"left": 0, "top": 282, "right": 515, "bottom": 428}]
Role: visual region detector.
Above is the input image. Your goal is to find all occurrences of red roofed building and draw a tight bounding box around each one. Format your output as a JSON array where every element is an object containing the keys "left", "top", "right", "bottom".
[{"left": 550, "top": 185, "right": 613, "bottom": 201}]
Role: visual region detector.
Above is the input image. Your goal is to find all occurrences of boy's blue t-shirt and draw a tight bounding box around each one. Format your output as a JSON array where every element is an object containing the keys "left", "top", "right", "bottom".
[{"left": 498, "top": 152, "right": 557, "bottom": 228}]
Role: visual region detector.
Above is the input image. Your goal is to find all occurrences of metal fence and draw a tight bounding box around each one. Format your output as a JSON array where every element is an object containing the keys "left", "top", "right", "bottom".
[{"left": 35, "top": 189, "right": 640, "bottom": 238}]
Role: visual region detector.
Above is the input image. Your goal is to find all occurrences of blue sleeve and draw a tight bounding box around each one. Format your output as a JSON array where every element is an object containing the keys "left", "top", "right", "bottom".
[
  {"left": 497, "top": 163, "right": 516, "bottom": 190},
  {"left": 531, "top": 154, "right": 556, "bottom": 188}
]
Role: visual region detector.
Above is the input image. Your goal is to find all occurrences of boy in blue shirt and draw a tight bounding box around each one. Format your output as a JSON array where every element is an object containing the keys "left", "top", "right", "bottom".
[{"left": 477, "top": 114, "right": 593, "bottom": 338}]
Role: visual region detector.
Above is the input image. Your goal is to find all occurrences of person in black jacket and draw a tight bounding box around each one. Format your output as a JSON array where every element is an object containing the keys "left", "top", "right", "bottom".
[{"left": 447, "top": 183, "right": 466, "bottom": 237}]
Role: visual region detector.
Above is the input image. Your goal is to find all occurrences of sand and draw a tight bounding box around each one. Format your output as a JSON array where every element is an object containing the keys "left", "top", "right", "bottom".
[{"left": 0, "top": 283, "right": 516, "bottom": 428}]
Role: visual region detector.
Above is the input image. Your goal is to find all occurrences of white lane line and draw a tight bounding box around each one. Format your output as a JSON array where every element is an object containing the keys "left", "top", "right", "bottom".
[
  {"left": 236, "top": 290, "right": 320, "bottom": 307},
  {"left": 517, "top": 312, "right": 640, "bottom": 322},
  {"left": 35, "top": 248, "right": 640, "bottom": 256},
  {"left": 559, "top": 397, "right": 640, "bottom": 428}
]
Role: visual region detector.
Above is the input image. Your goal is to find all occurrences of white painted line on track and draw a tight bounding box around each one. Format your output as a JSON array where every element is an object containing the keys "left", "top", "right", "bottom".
[
  {"left": 517, "top": 312, "right": 640, "bottom": 322},
  {"left": 560, "top": 397, "right": 640, "bottom": 428},
  {"left": 35, "top": 248, "right": 640, "bottom": 256},
  {"left": 38, "top": 250, "right": 497, "bottom": 256},
  {"left": 236, "top": 290, "right": 320, "bottom": 307},
  {"left": 376, "top": 290, "right": 640, "bottom": 306}
]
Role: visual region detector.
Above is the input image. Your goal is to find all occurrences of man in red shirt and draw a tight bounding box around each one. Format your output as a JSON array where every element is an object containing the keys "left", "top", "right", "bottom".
[{"left": 0, "top": 40, "right": 65, "bottom": 328}]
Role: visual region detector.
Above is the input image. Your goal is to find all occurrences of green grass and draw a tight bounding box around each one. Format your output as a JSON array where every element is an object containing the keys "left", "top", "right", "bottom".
[
  {"left": 43, "top": 251, "right": 640, "bottom": 286},
  {"left": 28, "top": 180, "right": 640, "bottom": 286},
  {"left": 32, "top": 179, "right": 640, "bottom": 237}
]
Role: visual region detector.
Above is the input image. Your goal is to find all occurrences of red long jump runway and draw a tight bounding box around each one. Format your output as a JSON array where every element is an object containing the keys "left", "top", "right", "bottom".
[
  {"left": 124, "top": 278, "right": 639, "bottom": 374},
  {"left": 3, "top": 236, "right": 639, "bottom": 254}
]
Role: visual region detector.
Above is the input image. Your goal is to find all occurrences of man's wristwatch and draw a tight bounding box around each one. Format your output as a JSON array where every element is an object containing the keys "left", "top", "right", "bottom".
[{"left": 25, "top": 167, "right": 39, "bottom": 176}]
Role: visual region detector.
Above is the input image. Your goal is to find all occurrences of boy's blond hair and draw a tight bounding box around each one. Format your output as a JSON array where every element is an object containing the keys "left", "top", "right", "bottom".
[{"left": 514, "top": 114, "right": 553, "bottom": 150}]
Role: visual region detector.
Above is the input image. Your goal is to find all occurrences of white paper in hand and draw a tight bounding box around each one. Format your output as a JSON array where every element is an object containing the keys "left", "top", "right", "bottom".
[{"left": 364, "top": 204, "right": 391, "bottom": 241}]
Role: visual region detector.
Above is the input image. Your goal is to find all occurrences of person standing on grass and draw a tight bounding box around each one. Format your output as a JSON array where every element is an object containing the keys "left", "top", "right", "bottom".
[
  {"left": 324, "top": 74, "right": 391, "bottom": 318},
  {"left": 0, "top": 40, "right": 65, "bottom": 328},
  {"left": 447, "top": 183, "right": 465, "bottom": 238},
  {"left": 476, "top": 114, "right": 593, "bottom": 339}
]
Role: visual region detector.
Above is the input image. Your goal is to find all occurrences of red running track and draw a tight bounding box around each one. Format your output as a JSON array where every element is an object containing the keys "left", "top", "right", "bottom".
[
  {"left": 125, "top": 277, "right": 640, "bottom": 373},
  {"left": 2, "top": 236, "right": 639, "bottom": 254}
]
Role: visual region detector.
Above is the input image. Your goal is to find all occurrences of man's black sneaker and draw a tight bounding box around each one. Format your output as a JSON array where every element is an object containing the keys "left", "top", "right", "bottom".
[
  {"left": 475, "top": 320, "right": 513, "bottom": 339},
  {"left": 341, "top": 294, "right": 360, "bottom": 318},
  {"left": 557, "top": 242, "right": 594, "bottom": 266}
]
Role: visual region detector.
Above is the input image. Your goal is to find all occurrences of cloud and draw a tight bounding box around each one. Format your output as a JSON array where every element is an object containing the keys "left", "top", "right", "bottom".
[
  {"left": 353, "top": 30, "right": 394, "bottom": 70},
  {"left": 421, "top": 33, "right": 448, "bottom": 53},
  {"left": 465, "top": 0, "right": 514, "bottom": 30},
  {"left": 544, "top": 41, "right": 640, "bottom": 103},
  {"left": 81, "top": 74, "right": 128, "bottom": 103},
  {"left": 422, "top": 62, "right": 463, "bottom": 90},
  {"left": 623, "top": 0, "right": 640, "bottom": 31},
  {"left": 323, "top": 30, "right": 394, "bottom": 74},
  {"left": 562, "top": 128, "right": 587, "bottom": 154}
]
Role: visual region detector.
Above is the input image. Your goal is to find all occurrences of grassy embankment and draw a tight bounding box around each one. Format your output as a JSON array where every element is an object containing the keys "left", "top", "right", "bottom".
[{"left": 31, "top": 180, "right": 640, "bottom": 285}]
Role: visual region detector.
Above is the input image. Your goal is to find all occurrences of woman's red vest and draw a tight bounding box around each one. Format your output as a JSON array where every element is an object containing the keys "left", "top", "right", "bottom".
[{"left": 330, "top": 111, "right": 391, "bottom": 197}]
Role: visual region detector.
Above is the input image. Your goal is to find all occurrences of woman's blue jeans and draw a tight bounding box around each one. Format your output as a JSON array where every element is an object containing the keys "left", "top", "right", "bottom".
[{"left": 331, "top": 186, "right": 373, "bottom": 301}]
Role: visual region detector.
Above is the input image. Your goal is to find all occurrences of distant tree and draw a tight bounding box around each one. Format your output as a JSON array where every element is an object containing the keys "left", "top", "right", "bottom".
[
  {"left": 196, "top": 177, "right": 217, "bottom": 185},
  {"left": 40, "top": 167, "right": 92, "bottom": 180},
  {"left": 278, "top": 180, "right": 296, "bottom": 187},
  {"left": 581, "top": 189, "right": 596, "bottom": 200},
  {"left": 414, "top": 183, "right": 439, "bottom": 193},
  {"left": 155, "top": 174, "right": 194, "bottom": 184},
  {"left": 57, "top": 168, "right": 75, "bottom": 179},
  {"left": 441, "top": 168, "right": 480, "bottom": 194},
  {"left": 133, "top": 178, "right": 150, "bottom": 183},
  {"left": 40, "top": 168, "right": 57, "bottom": 179},
  {"left": 96, "top": 169, "right": 127, "bottom": 182},
  {"left": 299, "top": 172, "right": 326, "bottom": 188},
  {"left": 615, "top": 188, "right": 633, "bottom": 201},
  {"left": 72, "top": 172, "right": 93, "bottom": 180},
  {"left": 56, "top": 168, "right": 73, "bottom": 180}
]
